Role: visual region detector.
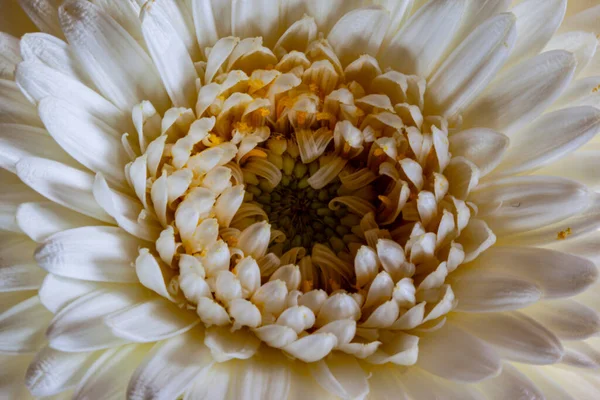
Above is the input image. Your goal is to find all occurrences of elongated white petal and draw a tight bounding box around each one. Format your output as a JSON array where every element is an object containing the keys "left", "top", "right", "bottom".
[
  {"left": 16, "top": 157, "right": 113, "bottom": 222},
  {"left": 91, "top": 0, "right": 145, "bottom": 45},
  {"left": 128, "top": 331, "right": 213, "bottom": 400},
  {"left": 478, "top": 362, "right": 544, "bottom": 400},
  {"left": 47, "top": 287, "right": 146, "bottom": 352},
  {"left": 508, "top": 0, "right": 567, "bottom": 65},
  {"left": 454, "top": 312, "right": 563, "bottom": 365},
  {"left": 380, "top": 0, "right": 467, "bottom": 77},
  {"left": 39, "top": 97, "right": 129, "bottom": 186},
  {"left": 16, "top": 201, "right": 102, "bottom": 243},
  {"left": 105, "top": 298, "right": 199, "bottom": 342},
  {"left": 0, "top": 296, "right": 52, "bottom": 353},
  {"left": 16, "top": 60, "right": 127, "bottom": 130},
  {"left": 0, "top": 179, "right": 44, "bottom": 233},
  {"left": 464, "top": 50, "right": 577, "bottom": 134},
  {"left": 500, "top": 192, "right": 600, "bottom": 246},
  {"left": 450, "top": 269, "right": 542, "bottom": 312},
  {"left": 327, "top": 6, "right": 390, "bottom": 66},
  {"left": 59, "top": 0, "right": 169, "bottom": 111},
  {"left": 38, "top": 274, "right": 105, "bottom": 314},
  {"left": 225, "top": 353, "right": 291, "bottom": 400},
  {"left": 0, "top": 124, "right": 74, "bottom": 174},
  {"left": 426, "top": 13, "right": 516, "bottom": 117},
  {"left": 417, "top": 323, "right": 501, "bottom": 382},
  {"left": 25, "top": 346, "right": 98, "bottom": 397},
  {"left": 280, "top": 0, "right": 366, "bottom": 35},
  {"left": 401, "top": 367, "right": 487, "bottom": 400},
  {"left": 0, "top": 262, "right": 45, "bottom": 293},
  {"left": 309, "top": 352, "right": 368, "bottom": 399},
  {"left": 35, "top": 226, "right": 140, "bottom": 282},
  {"left": 140, "top": 1, "right": 197, "bottom": 108},
  {"left": 231, "top": 0, "right": 280, "bottom": 47},
  {"left": 0, "top": 32, "right": 20, "bottom": 80},
  {"left": 182, "top": 362, "right": 232, "bottom": 400},
  {"left": 552, "top": 75, "right": 600, "bottom": 111},
  {"left": 466, "top": 246, "right": 598, "bottom": 299},
  {"left": 545, "top": 31, "right": 598, "bottom": 77},
  {"left": 18, "top": 0, "right": 63, "bottom": 37},
  {"left": 495, "top": 106, "right": 600, "bottom": 176},
  {"left": 19, "top": 32, "right": 86, "bottom": 83},
  {"left": 191, "top": 0, "right": 223, "bottom": 52},
  {"left": 0, "top": 79, "right": 41, "bottom": 126},
  {"left": 472, "top": 176, "right": 592, "bottom": 236},
  {"left": 524, "top": 299, "right": 600, "bottom": 340},
  {"left": 74, "top": 343, "right": 151, "bottom": 400}
]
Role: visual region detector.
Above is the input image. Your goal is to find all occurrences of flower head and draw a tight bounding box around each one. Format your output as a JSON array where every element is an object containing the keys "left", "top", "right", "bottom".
[{"left": 2, "top": 0, "right": 600, "bottom": 398}]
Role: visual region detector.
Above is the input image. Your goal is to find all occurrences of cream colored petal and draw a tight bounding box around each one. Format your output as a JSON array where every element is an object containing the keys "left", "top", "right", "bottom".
[
  {"left": 463, "top": 50, "right": 577, "bottom": 135},
  {"left": 426, "top": 13, "right": 516, "bottom": 118},
  {"left": 327, "top": 6, "right": 390, "bottom": 66},
  {"left": 508, "top": 0, "right": 567, "bottom": 66},
  {"left": 380, "top": 0, "right": 467, "bottom": 77}
]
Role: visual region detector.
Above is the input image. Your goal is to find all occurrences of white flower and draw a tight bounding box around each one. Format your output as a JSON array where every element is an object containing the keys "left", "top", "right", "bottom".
[{"left": 2, "top": 0, "right": 600, "bottom": 398}]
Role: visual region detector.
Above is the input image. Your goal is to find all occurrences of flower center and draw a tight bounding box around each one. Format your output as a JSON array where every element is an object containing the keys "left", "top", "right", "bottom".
[
  {"left": 250, "top": 162, "right": 345, "bottom": 253},
  {"left": 129, "top": 31, "right": 469, "bottom": 363}
]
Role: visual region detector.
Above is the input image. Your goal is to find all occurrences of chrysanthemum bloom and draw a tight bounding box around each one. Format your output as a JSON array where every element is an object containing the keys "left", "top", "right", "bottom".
[{"left": 2, "top": 0, "right": 600, "bottom": 398}]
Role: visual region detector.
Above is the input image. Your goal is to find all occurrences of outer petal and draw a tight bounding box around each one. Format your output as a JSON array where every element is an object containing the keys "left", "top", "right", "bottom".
[
  {"left": 471, "top": 176, "right": 592, "bottom": 236},
  {"left": 0, "top": 296, "right": 52, "bottom": 353},
  {"left": 25, "top": 346, "right": 99, "bottom": 397},
  {"left": 453, "top": 312, "right": 564, "bottom": 365},
  {"left": 508, "top": 0, "right": 567, "bottom": 66},
  {"left": 417, "top": 323, "right": 502, "bottom": 383},
  {"left": 15, "top": 60, "right": 127, "bottom": 131},
  {"left": 140, "top": 1, "right": 197, "bottom": 108},
  {"left": 35, "top": 226, "right": 140, "bottom": 282},
  {"left": 380, "top": 0, "right": 467, "bottom": 77},
  {"left": 327, "top": 6, "right": 390, "bottom": 66},
  {"left": 0, "top": 124, "right": 74, "bottom": 174},
  {"left": 16, "top": 201, "right": 102, "bottom": 243},
  {"left": 38, "top": 97, "right": 129, "bottom": 187},
  {"left": 231, "top": 0, "right": 280, "bottom": 47},
  {"left": 46, "top": 287, "right": 146, "bottom": 352},
  {"left": 309, "top": 352, "right": 369, "bottom": 399},
  {"left": 220, "top": 353, "right": 292, "bottom": 400},
  {"left": 460, "top": 246, "right": 598, "bottom": 299},
  {"left": 127, "top": 331, "right": 213, "bottom": 400},
  {"left": 478, "top": 363, "right": 544, "bottom": 400},
  {"left": 463, "top": 50, "right": 576, "bottom": 134},
  {"left": 16, "top": 157, "right": 113, "bottom": 223},
  {"left": 426, "top": 13, "right": 516, "bottom": 118},
  {"left": 544, "top": 31, "right": 598, "bottom": 76},
  {"left": 74, "top": 344, "right": 151, "bottom": 400},
  {"left": 17, "top": 0, "right": 62, "bottom": 36},
  {"left": 58, "top": 0, "right": 169, "bottom": 111},
  {"left": 105, "top": 298, "right": 199, "bottom": 343},
  {"left": 495, "top": 106, "right": 600, "bottom": 176}
]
